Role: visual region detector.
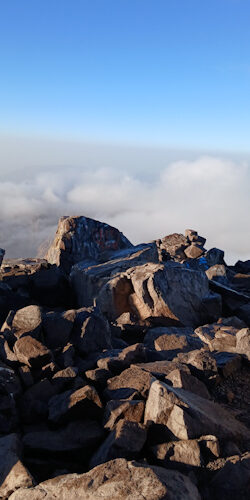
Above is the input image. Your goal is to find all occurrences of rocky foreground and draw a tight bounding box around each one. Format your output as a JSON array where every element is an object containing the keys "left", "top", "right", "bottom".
[{"left": 0, "top": 216, "right": 250, "bottom": 499}]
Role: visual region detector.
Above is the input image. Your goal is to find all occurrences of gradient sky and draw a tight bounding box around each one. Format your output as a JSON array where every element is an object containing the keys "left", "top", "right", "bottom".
[{"left": 1, "top": 0, "right": 250, "bottom": 150}]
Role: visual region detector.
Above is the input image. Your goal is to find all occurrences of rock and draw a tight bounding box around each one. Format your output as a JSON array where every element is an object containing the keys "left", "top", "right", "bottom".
[
  {"left": 8, "top": 458, "right": 201, "bottom": 500},
  {"left": 0, "top": 248, "right": 5, "bottom": 267},
  {"left": 175, "top": 349, "right": 218, "bottom": 383},
  {"left": 184, "top": 244, "right": 205, "bottom": 259},
  {"left": 235, "top": 303, "right": 250, "bottom": 326},
  {"left": 205, "top": 248, "right": 225, "bottom": 267},
  {"left": 144, "top": 326, "right": 202, "bottom": 356},
  {"left": 103, "top": 400, "right": 145, "bottom": 430},
  {"left": 51, "top": 366, "right": 82, "bottom": 392},
  {"left": 105, "top": 365, "right": 155, "bottom": 400},
  {"left": 14, "top": 336, "right": 52, "bottom": 367},
  {"left": 0, "top": 361, "right": 22, "bottom": 397},
  {"left": 165, "top": 368, "right": 211, "bottom": 399},
  {"left": 70, "top": 243, "right": 159, "bottom": 308},
  {"left": 207, "top": 452, "right": 250, "bottom": 500},
  {"left": 158, "top": 233, "right": 188, "bottom": 261},
  {"left": 144, "top": 380, "right": 249, "bottom": 442},
  {"left": 72, "top": 307, "right": 112, "bottom": 355},
  {"left": 195, "top": 321, "right": 239, "bottom": 352},
  {"left": 85, "top": 367, "right": 112, "bottom": 388},
  {"left": 234, "top": 260, "right": 250, "bottom": 274},
  {"left": 48, "top": 385, "right": 103, "bottom": 424},
  {"left": 11, "top": 305, "right": 43, "bottom": 340},
  {"left": 97, "top": 262, "right": 219, "bottom": 327},
  {"left": 90, "top": 419, "right": 147, "bottom": 467},
  {"left": 23, "top": 419, "right": 104, "bottom": 455},
  {"left": 46, "top": 215, "right": 133, "bottom": 273},
  {"left": 0, "top": 338, "right": 18, "bottom": 367},
  {"left": 97, "top": 343, "right": 146, "bottom": 373},
  {"left": 0, "top": 433, "right": 34, "bottom": 499},
  {"left": 43, "top": 310, "right": 76, "bottom": 349},
  {"left": 206, "top": 265, "right": 229, "bottom": 284},
  {"left": 236, "top": 328, "right": 250, "bottom": 360}
]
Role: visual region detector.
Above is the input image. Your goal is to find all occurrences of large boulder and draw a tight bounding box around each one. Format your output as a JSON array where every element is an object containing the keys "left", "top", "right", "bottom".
[
  {"left": 9, "top": 458, "right": 201, "bottom": 500},
  {"left": 97, "top": 262, "right": 221, "bottom": 327},
  {"left": 46, "top": 216, "right": 133, "bottom": 273}
]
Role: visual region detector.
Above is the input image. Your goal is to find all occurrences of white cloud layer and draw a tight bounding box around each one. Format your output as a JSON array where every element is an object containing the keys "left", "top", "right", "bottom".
[{"left": 0, "top": 155, "right": 249, "bottom": 264}]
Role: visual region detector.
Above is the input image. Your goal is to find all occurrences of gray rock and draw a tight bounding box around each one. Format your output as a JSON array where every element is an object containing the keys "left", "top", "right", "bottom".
[{"left": 8, "top": 458, "right": 201, "bottom": 500}]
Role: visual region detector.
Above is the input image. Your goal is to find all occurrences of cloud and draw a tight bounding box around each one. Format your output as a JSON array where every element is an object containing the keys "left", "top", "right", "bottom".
[{"left": 0, "top": 155, "right": 249, "bottom": 264}]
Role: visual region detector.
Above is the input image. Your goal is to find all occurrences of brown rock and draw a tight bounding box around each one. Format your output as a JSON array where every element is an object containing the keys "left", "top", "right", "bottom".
[
  {"left": 48, "top": 385, "right": 102, "bottom": 424},
  {"left": 0, "top": 433, "right": 34, "bottom": 500},
  {"left": 14, "top": 336, "right": 52, "bottom": 367},
  {"left": 11, "top": 305, "right": 42, "bottom": 340},
  {"left": 8, "top": 458, "right": 201, "bottom": 500},
  {"left": 103, "top": 400, "right": 145, "bottom": 430},
  {"left": 184, "top": 244, "right": 205, "bottom": 259}
]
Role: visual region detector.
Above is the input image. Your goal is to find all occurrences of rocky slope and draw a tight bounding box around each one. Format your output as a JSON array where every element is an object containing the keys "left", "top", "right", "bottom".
[{"left": 0, "top": 216, "right": 250, "bottom": 499}]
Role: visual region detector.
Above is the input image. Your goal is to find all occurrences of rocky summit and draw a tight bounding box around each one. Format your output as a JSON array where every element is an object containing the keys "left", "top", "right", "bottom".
[{"left": 0, "top": 217, "right": 250, "bottom": 499}]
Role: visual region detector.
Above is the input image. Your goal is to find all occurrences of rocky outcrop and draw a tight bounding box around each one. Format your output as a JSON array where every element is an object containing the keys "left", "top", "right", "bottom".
[
  {"left": 45, "top": 216, "right": 133, "bottom": 273},
  {"left": 0, "top": 217, "right": 250, "bottom": 499}
]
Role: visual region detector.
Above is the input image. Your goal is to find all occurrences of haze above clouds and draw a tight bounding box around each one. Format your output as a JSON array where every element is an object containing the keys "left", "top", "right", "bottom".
[{"left": 0, "top": 136, "right": 249, "bottom": 264}]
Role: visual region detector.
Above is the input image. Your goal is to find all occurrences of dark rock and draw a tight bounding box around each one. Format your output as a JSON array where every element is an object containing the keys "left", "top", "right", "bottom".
[
  {"left": 89, "top": 419, "right": 147, "bottom": 468},
  {"left": 0, "top": 248, "right": 5, "bottom": 267},
  {"left": 43, "top": 310, "right": 76, "bottom": 349},
  {"left": 105, "top": 365, "right": 155, "bottom": 400},
  {"left": 207, "top": 452, "right": 250, "bottom": 500},
  {"left": 48, "top": 385, "right": 103, "bottom": 424},
  {"left": 72, "top": 307, "right": 112, "bottom": 355}
]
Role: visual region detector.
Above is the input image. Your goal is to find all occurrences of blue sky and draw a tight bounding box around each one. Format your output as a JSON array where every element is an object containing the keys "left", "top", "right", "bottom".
[{"left": 1, "top": 0, "right": 250, "bottom": 150}]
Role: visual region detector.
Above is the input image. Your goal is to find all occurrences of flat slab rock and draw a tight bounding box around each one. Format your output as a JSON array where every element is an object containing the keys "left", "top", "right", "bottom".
[{"left": 8, "top": 458, "right": 201, "bottom": 500}]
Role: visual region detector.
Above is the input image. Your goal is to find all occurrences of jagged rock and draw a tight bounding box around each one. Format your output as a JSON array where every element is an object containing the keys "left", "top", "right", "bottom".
[
  {"left": 14, "top": 336, "right": 52, "bottom": 367},
  {"left": 144, "top": 326, "right": 203, "bottom": 357},
  {"left": 43, "top": 310, "right": 76, "bottom": 349},
  {"left": 85, "top": 367, "right": 112, "bottom": 388},
  {"left": 8, "top": 458, "right": 201, "bottom": 500},
  {"left": 72, "top": 307, "right": 112, "bottom": 355},
  {"left": 157, "top": 233, "right": 188, "bottom": 261},
  {"left": 97, "top": 262, "right": 220, "bottom": 327},
  {"left": 234, "top": 260, "right": 250, "bottom": 274},
  {"left": 165, "top": 368, "right": 211, "bottom": 399},
  {"left": 10, "top": 305, "right": 43, "bottom": 340},
  {"left": 205, "top": 248, "right": 225, "bottom": 267},
  {"left": 70, "top": 243, "right": 159, "bottom": 307},
  {"left": 236, "top": 328, "right": 250, "bottom": 360},
  {"left": 103, "top": 400, "right": 145, "bottom": 430},
  {"left": 105, "top": 365, "right": 156, "bottom": 400},
  {"left": 97, "top": 343, "right": 146, "bottom": 373},
  {"left": 0, "top": 433, "right": 34, "bottom": 500},
  {"left": 89, "top": 419, "right": 147, "bottom": 468},
  {"left": 48, "top": 385, "right": 103, "bottom": 424},
  {"left": 51, "top": 366, "right": 82, "bottom": 392},
  {"left": 175, "top": 349, "right": 218, "bottom": 383},
  {"left": 213, "top": 352, "right": 242, "bottom": 378},
  {"left": 23, "top": 419, "right": 104, "bottom": 455},
  {"left": 46, "top": 215, "right": 133, "bottom": 273},
  {"left": 206, "top": 264, "right": 229, "bottom": 284},
  {"left": 194, "top": 320, "right": 240, "bottom": 352},
  {"left": 184, "top": 244, "right": 205, "bottom": 259},
  {"left": 144, "top": 380, "right": 249, "bottom": 442}
]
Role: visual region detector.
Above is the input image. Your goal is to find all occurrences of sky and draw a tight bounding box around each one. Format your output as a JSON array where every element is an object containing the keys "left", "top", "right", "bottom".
[{"left": 0, "top": 1, "right": 250, "bottom": 262}]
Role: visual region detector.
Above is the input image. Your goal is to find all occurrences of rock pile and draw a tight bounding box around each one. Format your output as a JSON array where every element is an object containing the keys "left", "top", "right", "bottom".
[{"left": 0, "top": 217, "right": 250, "bottom": 499}]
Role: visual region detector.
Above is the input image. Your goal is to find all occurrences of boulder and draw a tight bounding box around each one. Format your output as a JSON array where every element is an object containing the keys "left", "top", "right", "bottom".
[
  {"left": 72, "top": 307, "right": 112, "bottom": 355},
  {"left": 105, "top": 365, "right": 156, "bottom": 400},
  {"left": 46, "top": 215, "right": 133, "bottom": 273},
  {"left": 236, "top": 328, "right": 250, "bottom": 360},
  {"left": 43, "top": 310, "right": 76, "bottom": 349},
  {"left": 103, "top": 399, "right": 145, "bottom": 430},
  {"left": 184, "top": 244, "right": 205, "bottom": 259},
  {"left": 8, "top": 458, "right": 201, "bottom": 500},
  {"left": 97, "top": 262, "right": 220, "bottom": 327},
  {"left": 144, "top": 380, "right": 249, "bottom": 442},
  {"left": 48, "top": 385, "right": 103, "bottom": 424},
  {"left": 90, "top": 419, "right": 147, "bottom": 468},
  {"left": 11, "top": 305, "right": 43, "bottom": 340},
  {"left": 13, "top": 336, "right": 52, "bottom": 367},
  {"left": 0, "top": 434, "right": 34, "bottom": 500}
]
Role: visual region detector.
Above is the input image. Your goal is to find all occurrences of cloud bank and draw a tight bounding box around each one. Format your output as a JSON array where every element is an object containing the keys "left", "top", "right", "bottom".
[{"left": 0, "top": 155, "right": 249, "bottom": 264}]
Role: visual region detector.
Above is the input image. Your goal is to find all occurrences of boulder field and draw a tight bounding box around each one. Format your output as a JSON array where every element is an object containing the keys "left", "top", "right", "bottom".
[{"left": 0, "top": 216, "right": 250, "bottom": 499}]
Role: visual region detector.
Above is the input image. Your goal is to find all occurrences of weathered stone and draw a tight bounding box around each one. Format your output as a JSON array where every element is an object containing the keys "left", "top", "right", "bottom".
[
  {"left": 158, "top": 233, "right": 188, "bottom": 261},
  {"left": 103, "top": 399, "right": 145, "bottom": 430},
  {"left": 206, "top": 264, "right": 229, "bottom": 284},
  {"left": 14, "top": 336, "right": 52, "bottom": 367},
  {"left": 90, "top": 419, "right": 147, "bottom": 468},
  {"left": 165, "top": 368, "right": 211, "bottom": 399},
  {"left": 48, "top": 385, "right": 102, "bottom": 424},
  {"left": 207, "top": 452, "right": 250, "bottom": 500},
  {"left": 46, "top": 215, "right": 133, "bottom": 273},
  {"left": 97, "top": 343, "right": 146, "bottom": 373},
  {"left": 213, "top": 352, "right": 242, "bottom": 377},
  {"left": 9, "top": 458, "right": 201, "bottom": 500},
  {"left": 43, "top": 309, "right": 76, "bottom": 349},
  {"left": 236, "top": 328, "right": 250, "bottom": 360},
  {"left": 175, "top": 349, "right": 218, "bottom": 382},
  {"left": 205, "top": 248, "right": 225, "bottom": 267},
  {"left": 105, "top": 365, "right": 155, "bottom": 400},
  {"left": 51, "top": 366, "right": 84, "bottom": 393},
  {"left": 97, "top": 262, "right": 219, "bottom": 327},
  {"left": 184, "top": 244, "right": 205, "bottom": 259},
  {"left": 70, "top": 243, "right": 159, "bottom": 307},
  {"left": 11, "top": 305, "right": 43, "bottom": 340},
  {"left": 85, "top": 367, "right": 112, "bottom": 388},
  {"left": 72, "top": 307, "right": 112, "bottom": 355},
  {"left": 144, "top": 380, "right": 249, "bottom": 442},
  {"left": 0, "top": 433, "right": 34, "bottom": 500}
]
